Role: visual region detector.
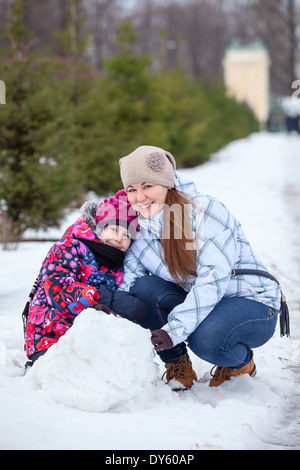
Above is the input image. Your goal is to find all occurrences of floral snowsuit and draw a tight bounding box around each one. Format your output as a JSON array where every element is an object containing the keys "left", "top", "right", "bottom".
[{"left": 25, "top": 218, "right": 123, "bottom": 358}]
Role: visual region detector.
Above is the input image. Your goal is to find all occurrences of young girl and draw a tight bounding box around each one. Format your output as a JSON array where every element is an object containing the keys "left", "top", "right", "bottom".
[{"left": 24, "top": 190, "right": 147, "bottom": 367}]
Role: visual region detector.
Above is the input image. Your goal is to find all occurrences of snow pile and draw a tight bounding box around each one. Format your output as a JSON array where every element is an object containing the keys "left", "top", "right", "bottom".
[{"left": 25, "top": 310, "right": 157, "bottom": 413}]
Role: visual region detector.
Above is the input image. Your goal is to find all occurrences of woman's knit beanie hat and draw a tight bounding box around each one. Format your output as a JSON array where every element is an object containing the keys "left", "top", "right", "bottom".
[
  {"left": 119, "top": 145, "right": 176, "bottom": 190},
  {"left": 81, "top": 190, "right": 139, "bottom": 238}
]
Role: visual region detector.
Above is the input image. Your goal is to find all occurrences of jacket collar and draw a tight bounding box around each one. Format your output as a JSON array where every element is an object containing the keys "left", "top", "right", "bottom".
[
  {"left": 137, "top": 171, "right": 198, "bottom": 240},
  {"left": 138, "top": 210, "right": 163, "bottom": 240}
]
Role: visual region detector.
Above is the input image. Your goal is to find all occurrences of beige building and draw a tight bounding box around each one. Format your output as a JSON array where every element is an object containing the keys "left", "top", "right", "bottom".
[{"left": 223, "top": 40, "right": 271, "bottom": 126}]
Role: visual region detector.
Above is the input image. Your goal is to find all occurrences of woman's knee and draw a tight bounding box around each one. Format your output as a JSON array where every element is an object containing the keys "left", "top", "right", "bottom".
[
  {"left": 130, "top": 275, "right": 185, "bottom": 302},
  {"left": 130, "top": 275, "right": 156, "bottom": 298},
  {"left": 129, "top": 275, "right": 187, "bottom": 330},
  {"left": 187, "top": 298, "right": 277, "bottom": 367}
]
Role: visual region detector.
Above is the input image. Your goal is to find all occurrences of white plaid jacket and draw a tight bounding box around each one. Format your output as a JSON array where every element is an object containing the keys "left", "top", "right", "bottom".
[{"left": 120, "top": 171, "right": 281, "bottom": 346}]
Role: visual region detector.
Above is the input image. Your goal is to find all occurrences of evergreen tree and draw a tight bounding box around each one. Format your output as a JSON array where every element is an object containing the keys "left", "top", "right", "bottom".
[
  {"left": 0, "top": 0, "right": 80, "bottom": 247},
  {"left": 72, "top": 20, "right": 259, "bottom": 193},
  {"left": 0, "top": 9, "right": 259, "bottom": 248},
  {"left": 73, "top": 20, "right": 163, "bottom": 194}
]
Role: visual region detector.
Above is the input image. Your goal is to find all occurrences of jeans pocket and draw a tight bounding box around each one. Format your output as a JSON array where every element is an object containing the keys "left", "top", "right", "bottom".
[{"left": 267, "top": 307, "right": 278, "bottom": 320}]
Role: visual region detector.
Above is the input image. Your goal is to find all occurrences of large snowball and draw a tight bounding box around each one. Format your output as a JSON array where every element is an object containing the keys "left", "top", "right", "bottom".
[{"left": 26, "top": 309, "right": 157, "bottom": 412}]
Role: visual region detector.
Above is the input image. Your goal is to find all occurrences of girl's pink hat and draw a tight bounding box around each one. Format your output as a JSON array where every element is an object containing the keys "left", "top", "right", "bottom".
[{"left": 95, "top": 190, "right": 139, "bottom": 236}]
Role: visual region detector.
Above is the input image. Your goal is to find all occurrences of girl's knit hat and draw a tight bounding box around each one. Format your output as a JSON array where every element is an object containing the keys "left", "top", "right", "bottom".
[
  {"left": 81, "top": 190, "right": 139, "bottom": 238},
  {"left": 119, "top": 145, "right": 176, "bottom": 190}
]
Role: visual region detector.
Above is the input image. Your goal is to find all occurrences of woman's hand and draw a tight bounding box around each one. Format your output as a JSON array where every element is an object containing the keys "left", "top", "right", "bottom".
[{"left": 151, "top": 329, "right": 173, "bottom": 351}]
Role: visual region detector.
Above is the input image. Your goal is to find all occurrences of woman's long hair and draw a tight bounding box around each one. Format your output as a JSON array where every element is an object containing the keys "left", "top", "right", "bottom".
[{"left": 161, "top": 188, "right": 197, "bottom": 285}]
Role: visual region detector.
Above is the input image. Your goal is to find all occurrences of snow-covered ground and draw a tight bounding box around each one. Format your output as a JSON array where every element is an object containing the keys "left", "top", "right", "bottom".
[{"left": 0, "top": 132, "right": 299, "bottom": 450}]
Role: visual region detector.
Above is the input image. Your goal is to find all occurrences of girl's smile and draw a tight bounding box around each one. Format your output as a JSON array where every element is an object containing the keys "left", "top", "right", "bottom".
[{"left": 100, "top": 225, "right": 131, "bottom": 252}]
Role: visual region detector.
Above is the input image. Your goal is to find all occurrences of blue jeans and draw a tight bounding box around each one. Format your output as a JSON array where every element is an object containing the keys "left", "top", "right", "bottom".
[{"left": 130, "top": 275, "right": 278, "bottom": 367}]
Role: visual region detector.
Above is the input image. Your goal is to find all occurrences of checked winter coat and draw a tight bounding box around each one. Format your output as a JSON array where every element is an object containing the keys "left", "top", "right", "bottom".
[
  {"left": 120, "top": 171, "right": 282, "bottom": 347},
  {"left": 25, "top": 217, "right": 124, "bottom": 358}
]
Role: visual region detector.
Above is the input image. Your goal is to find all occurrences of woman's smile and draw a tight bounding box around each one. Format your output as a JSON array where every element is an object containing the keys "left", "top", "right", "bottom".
[{"left": 126, "top": 183, "right": 169, "bottom": 218}]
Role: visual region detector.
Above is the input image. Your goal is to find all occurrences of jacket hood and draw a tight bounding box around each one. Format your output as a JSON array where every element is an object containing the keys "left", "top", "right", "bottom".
[
  {"left": 174, "top": 170, "right": 199, "bottom": 200},
  {"left": 60, "top": 201, "right": 99, "bottom": 243},
  {"left": 71, "top": 215, "right": 99, "bottom": 242},
  {"left": 80, "top": 200, "right": 99, "bottom": 234}
]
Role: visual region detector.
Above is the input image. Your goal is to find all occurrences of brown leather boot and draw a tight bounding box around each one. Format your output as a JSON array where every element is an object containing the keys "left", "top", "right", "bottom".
[
  {"left": 162, "top": 354, "right": 197, "bottom": 390},
  {"left": 209, "top": 359, "right": 257, "bottom": 387}
]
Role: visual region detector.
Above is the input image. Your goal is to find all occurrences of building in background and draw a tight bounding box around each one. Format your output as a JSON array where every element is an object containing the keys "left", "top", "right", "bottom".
[{"left": 223, "top": 40, "right": 271, "bottom": 128}]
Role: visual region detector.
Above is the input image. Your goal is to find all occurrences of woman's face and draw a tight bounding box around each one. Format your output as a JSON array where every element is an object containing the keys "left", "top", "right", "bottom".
[{"left": 126, "top": 183, "right": 169, "bottom": 219}]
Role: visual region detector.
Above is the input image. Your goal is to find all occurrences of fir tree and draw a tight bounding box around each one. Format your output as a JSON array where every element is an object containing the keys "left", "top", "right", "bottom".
[{"left": 0, "top": 0, "right": 80, "bottom": 247}]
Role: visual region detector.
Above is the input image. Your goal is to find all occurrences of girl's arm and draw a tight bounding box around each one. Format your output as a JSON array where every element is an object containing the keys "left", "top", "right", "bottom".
[{"left": 41, "top": 240, "right": 101, "bottom": 316}]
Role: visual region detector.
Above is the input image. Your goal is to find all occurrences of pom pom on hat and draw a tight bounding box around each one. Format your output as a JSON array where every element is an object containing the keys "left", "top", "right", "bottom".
[{"left": 95, "top": 190, "right": 139, "bottom": 237}]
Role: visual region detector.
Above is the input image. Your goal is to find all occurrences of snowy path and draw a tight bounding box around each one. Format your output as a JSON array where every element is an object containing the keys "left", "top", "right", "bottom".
[
  {"left": 0, "top": 132, "right": 299, "bottom": 450},
  {"left": 279, "top": 139, "right": 300, "bottom": 449},
  {"left": 182, "top": 132, "right": 300, "bottom": 450}
]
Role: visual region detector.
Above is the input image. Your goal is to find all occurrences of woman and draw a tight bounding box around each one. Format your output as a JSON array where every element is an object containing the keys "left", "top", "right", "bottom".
[{"left": 119, "top": 145, "right": 281, "bottom": 390}]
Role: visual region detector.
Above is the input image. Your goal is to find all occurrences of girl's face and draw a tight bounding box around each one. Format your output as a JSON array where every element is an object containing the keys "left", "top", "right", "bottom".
[
  {"left": 100, "top": 225, "right": 131, "bottom": 252},
  {"left": 126, "top": 183, "right": 169, "bottom": 218}
]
